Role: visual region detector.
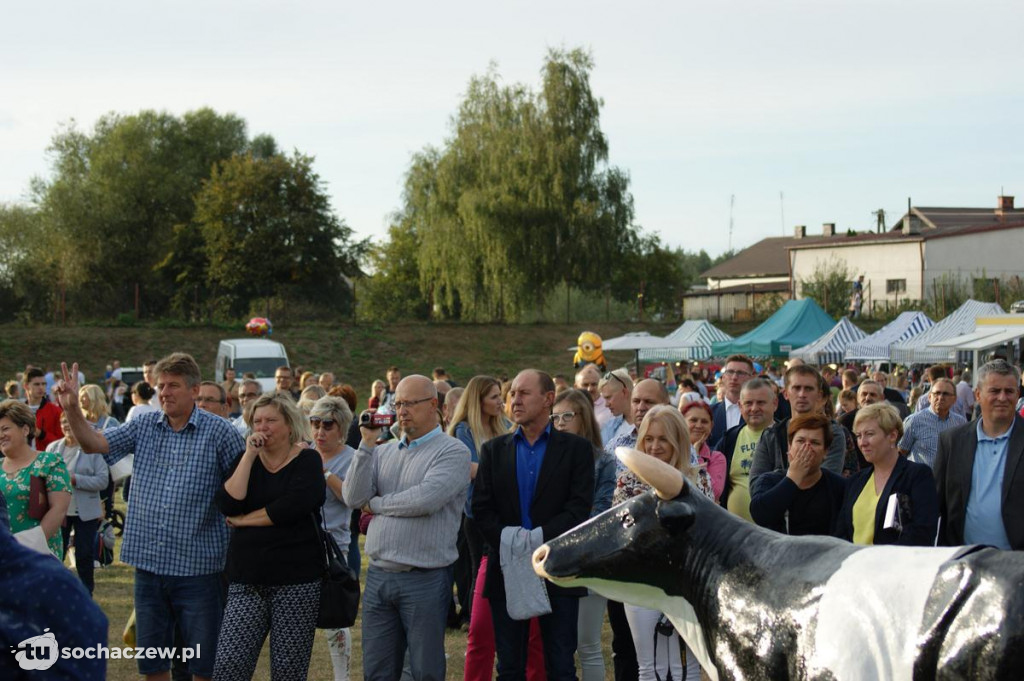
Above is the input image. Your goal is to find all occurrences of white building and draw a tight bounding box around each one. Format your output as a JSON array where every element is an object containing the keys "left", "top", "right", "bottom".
[{"left": 788, "top": 196, "right": 1024, "bottom": 315}]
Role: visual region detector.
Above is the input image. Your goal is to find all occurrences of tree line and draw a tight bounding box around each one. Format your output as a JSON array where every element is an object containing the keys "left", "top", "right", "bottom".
[
  {"left": 0, "top": 109, "right": 365, "bottom": 324},
  {"left": 1, "top": 49, "right": 725, "bottom": 326}
]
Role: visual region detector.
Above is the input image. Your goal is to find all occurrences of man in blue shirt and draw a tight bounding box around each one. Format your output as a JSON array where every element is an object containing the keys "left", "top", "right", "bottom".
[
  {"left": 899, "top": 377, "right": 967, "bottom": 469},
  {"left": 474, "top": 369, "right": 594, "bottom": 681},
  {"left": 935, "top": 360, "right": 1024, "bottom": 549},
  {"left": 55, "top": 353, "right": 244, "bottom": 681}
]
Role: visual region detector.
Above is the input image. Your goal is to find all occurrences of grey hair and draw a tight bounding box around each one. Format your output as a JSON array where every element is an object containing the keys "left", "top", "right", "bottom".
[
  {"left": 309, "top": 396, "right": 354, "bottom": 434},
  {"left": 976, "top": 360, "right": 1021, "bottom": 390},
  {"left": 741, "top": 377, "right": 776, "bottom": 395}
]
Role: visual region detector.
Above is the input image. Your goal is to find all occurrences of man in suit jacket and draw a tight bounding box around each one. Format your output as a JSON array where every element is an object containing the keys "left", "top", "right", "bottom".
[
  {"left": 935, "top": 359, "right": 1024, "bottom": 550},
  {"left": 709, "top": 355, "right": 755, "bottom": 447},
  {"left": 473, "top": 369, "right": 595, "bottom": 681}
]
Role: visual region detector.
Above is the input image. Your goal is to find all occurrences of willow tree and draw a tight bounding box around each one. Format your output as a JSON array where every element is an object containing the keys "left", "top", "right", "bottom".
[{"left": 405, "top": 48, "right": 639, "bottom": 321}]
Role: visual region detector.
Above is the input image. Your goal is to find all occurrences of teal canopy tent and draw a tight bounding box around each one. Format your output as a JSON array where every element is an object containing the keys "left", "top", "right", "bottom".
[{"left": 711, "top": 299, "right": 835, "bottom": 358}]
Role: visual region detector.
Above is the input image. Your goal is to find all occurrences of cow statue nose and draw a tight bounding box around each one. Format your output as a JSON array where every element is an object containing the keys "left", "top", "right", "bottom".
[{"left": 532, "top": 544, "right": 551, "bottom": 580}]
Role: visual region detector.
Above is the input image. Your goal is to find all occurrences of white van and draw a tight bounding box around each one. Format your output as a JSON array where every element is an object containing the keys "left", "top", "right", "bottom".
[{"left": 215, "top": 339, "right": 290, "bottom": 393}]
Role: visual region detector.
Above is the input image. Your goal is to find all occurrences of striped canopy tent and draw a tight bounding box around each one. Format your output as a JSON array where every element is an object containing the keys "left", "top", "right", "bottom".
[
  {"left": 843, "top": 311, "right": 934, "bottom": 362},
  {"left": 789, "top": 317, "right": 868, "bottom": 366},
  {"left": 637, "top": 320, "right": 734, "bottom": 362},
  {"left": 889, "top": 299, "right": 1005, "bottom": 366},
  {"left": 711, "top": 299, "right": 834, "bottom": 358}
]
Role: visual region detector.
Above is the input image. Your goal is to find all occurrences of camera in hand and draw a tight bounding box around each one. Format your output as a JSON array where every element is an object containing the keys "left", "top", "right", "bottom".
[{"left": 360, "top": 411, "right": 396, "bottom": 428}]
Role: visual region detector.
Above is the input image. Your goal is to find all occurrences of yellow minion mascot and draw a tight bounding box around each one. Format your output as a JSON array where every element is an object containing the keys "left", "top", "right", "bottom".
[{"left": 573, "top": 331, "right": 607, "bottom": 372}]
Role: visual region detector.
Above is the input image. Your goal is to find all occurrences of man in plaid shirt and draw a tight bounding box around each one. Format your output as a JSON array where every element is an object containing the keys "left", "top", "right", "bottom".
[{"left": 56, "top": 353, "right": 244, "bottom": 681}]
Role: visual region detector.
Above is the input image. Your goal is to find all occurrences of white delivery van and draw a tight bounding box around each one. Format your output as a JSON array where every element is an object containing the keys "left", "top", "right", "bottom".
[{"left": 215, "top": 339, "right": 290, "bottom": 393}]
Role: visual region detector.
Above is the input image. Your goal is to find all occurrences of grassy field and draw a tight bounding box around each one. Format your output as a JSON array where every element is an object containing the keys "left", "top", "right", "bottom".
[{"left": 0, "top": 321, "right": 737, "bottom": 398}]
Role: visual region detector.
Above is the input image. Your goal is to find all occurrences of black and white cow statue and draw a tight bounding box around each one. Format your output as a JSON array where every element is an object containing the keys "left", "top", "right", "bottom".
[{"left": 533, "top": 448, "right": 1024, "bottom": 680}]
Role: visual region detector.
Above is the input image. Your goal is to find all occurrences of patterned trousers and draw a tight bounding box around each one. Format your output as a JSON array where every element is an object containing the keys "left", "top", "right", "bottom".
[{"left": 213, "top": 580, "right": 320, "bottom": 681}]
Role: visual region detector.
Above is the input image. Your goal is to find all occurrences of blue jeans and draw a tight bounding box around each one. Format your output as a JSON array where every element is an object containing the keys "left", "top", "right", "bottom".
[
  {"left": 491, "top": 592, "right": 580, "bottom": 681},
  {"left": 361, "top": 565, "right": 452, "bottom": 681},
  {"left": 134, "top": 570, "right": 225, "bottom": 677}
]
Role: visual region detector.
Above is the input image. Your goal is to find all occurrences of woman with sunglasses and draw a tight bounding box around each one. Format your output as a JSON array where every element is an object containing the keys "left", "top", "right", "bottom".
[
  {"left": 550, "top": 388, "right": 616, "bottom": 681},
  {"left": 310, "top": 396, "right": 357, "bottom": 680}
]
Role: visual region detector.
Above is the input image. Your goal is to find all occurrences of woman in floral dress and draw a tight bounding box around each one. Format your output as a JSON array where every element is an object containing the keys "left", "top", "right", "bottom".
[{"left": 0, "top": 400, "right": 71, "bottom": 557}]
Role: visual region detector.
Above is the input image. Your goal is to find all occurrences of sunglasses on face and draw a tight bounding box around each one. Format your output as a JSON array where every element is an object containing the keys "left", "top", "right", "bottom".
[{"left": 309, "top": 417, "right": 336, "bottom": 431}]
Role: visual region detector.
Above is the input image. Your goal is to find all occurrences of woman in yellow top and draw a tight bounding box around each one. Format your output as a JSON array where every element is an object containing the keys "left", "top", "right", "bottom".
[{"left": 835, "top": 402, "right": 938, "bottom": 546}]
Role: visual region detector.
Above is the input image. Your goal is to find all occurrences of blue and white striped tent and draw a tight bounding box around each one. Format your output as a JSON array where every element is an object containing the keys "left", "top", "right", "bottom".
[
  {"left": 637, "top": 320, "right": 733, "bottom": 362},
  {"left": 844, "top": 311, "right": 934, "bottom": 362},
  {"left": 889, "top": 300, "right": 1005, "bottom": 365},
  {"left": 789, "top": 317, "right": 867, "bottom": 365}
]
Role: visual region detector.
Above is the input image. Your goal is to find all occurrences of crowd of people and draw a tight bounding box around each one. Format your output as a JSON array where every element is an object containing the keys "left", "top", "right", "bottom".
[{"left": 1, "top": 350, "right": 1023, "bottom": 681}]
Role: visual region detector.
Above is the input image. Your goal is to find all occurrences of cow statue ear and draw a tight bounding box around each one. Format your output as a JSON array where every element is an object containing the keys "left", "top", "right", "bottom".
[{"left": 657, "top": 498, "right": 695, "bottom": 534}]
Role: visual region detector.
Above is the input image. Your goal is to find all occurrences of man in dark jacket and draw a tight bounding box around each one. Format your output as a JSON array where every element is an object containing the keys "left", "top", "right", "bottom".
[{"left": 473, "top": 369, "right": 594, "bottom": 680}]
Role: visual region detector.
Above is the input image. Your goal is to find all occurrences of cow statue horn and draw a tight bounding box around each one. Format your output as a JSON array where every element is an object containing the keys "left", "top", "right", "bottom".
[{"left": 615, "top": 446, "right": 684, "bottom": 499}]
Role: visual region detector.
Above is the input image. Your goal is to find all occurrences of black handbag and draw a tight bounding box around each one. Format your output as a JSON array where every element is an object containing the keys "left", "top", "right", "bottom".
[{"left": 314, "top": 513, "right": 361, "bottom": 629}]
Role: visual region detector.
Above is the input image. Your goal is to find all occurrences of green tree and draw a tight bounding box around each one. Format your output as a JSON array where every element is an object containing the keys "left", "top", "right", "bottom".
[
  {"left": 31, "top": 109, "right": 250, "bottom": 318},
  {"left": 194, "top": 152, "right": 367, "bottom": 320},
  {"left": 799, "top": 256, "right": 853, "bottom": 319},
  {"left": 400, "top": 48, "right": 640, "bottom": 321}
]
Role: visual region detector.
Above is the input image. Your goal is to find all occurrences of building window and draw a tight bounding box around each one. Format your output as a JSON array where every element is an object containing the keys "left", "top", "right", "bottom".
[{"left": 886, "top": 279, "right": 907, "bottom": 294}]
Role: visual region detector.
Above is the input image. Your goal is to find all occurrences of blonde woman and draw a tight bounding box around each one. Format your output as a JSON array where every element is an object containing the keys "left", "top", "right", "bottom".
[
  {"left": 615, "top": 405, "right": 709, "bottom": 681},
  {"left": 79, "top": 384, "right": 119, "bottom": 431},
  {"left": 368, "top": 380, "right": 386, "bottom": 409},
  {"left": 451, "top": 376, "right": 532, "bottom": 681},
  {"left": 298, "top": 385, "right": 327, "bottom": 416},
  {"left": 300, "top": 371, "right": 318, "bottom": 392},
  {"left": 214, "top": 392, "right": 324, "bottom": 679}
]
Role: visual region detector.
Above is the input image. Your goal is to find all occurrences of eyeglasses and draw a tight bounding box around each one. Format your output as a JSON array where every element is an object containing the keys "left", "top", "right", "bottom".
[
  {"left": 550, "top": 411, "right": 576, "bottom": 423},
  {"left": 393, "top": 397, "right": 433, "bottom": 411},
  {"left": 722, "top": 370, "right": 751, "bottom": 378},
  {"left": 603, "top": 372, "right": 628, "bottom": 390},
  {"left": 930, "top": 391, "right": 955, "bottom": 398},
  {"left": 309, "top": 417, "right": 336, "bottom": 430},
  {"left": 196, "top": 396, "right": 225, "bottom": 404}
]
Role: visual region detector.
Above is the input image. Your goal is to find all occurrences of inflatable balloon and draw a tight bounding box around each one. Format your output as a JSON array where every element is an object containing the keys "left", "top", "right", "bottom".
[
  {"left": 246, "top": 317, "right": 272, "bottom": 337},
  {"left": 573, "top": 331, "right": 606, "bottom": 371}
]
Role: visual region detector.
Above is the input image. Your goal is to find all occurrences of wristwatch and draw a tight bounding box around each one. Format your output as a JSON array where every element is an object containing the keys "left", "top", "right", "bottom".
[{"left": 323, "top": 470, "right": 332, "bottom": 480}]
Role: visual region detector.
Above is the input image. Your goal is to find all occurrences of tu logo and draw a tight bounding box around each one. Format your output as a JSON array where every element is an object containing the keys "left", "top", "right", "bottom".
[{"left": 11, "top": 629, "right": 59, "bottom": 671}]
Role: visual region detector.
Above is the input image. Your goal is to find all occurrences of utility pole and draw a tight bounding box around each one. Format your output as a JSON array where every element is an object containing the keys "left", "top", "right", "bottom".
[{"left": 729, "top": 195, "right": 735, "bottom": 252}]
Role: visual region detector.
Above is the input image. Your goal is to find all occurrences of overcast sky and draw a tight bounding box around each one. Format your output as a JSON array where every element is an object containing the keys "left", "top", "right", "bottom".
[{"left": 3, "top": 1, "right": 1022, "bottom": 257}]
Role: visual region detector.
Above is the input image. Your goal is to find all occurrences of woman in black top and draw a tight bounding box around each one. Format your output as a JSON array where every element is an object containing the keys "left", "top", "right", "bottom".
[
  {"left": 213, "top": 392, "right": 326, "bottom": 681},
  {"left": 750, "top": 412, "right": 848, "bottom": 536}
]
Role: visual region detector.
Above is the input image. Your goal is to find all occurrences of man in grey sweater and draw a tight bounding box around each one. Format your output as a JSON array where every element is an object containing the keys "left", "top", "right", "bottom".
[{"left": 343, "top": 374, "right": 470, "bottom": 681}]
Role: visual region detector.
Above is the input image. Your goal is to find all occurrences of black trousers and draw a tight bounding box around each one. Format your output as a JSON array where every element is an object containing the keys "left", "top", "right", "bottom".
[
  {"left": 608, "top": 599, "right": 639, "bottom": 681},
  {"left": 60, "top": 516, "right": 99, "bottom": 595}
]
